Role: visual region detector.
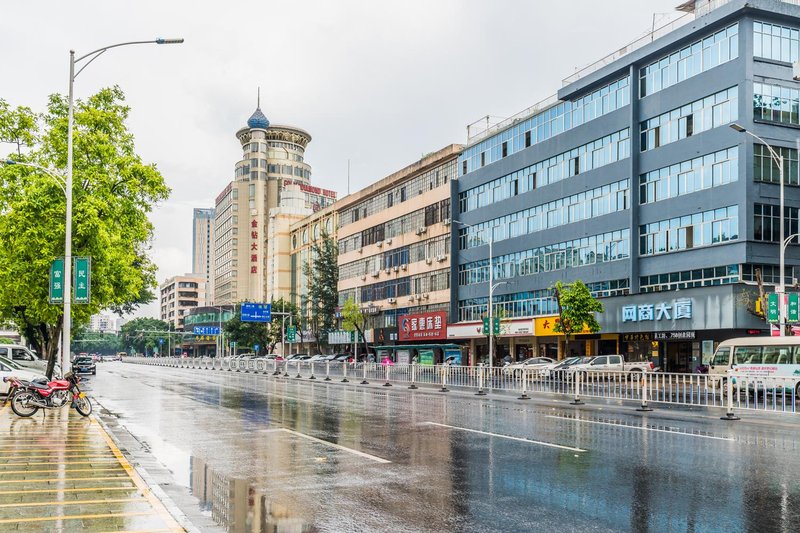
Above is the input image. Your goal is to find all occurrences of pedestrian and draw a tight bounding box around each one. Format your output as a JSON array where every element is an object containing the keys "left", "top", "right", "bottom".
[{"left": 381, "top": 356, "right": 394, "bottom": 366}]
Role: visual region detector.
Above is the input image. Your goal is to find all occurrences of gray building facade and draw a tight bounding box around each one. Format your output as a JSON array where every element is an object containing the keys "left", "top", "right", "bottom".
[{"left": 452, "top": 0, "right": 800, "bottom": 371}]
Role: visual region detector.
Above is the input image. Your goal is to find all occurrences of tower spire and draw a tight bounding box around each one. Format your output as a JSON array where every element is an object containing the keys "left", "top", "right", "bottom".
[{"left": 257, "top": 86, "right": 260, "bottom": 108}]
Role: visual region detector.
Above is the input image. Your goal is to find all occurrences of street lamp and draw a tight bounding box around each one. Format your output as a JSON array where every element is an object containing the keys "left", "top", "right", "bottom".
[
  {"left": 730, "top": 123, "right": 788, "bottom": 335},
  {"left": 61, "top": 38, "right": 183, "bottom": 374},
  {"left": 454, "top": 220, "right": 497, "bottom": 373}
]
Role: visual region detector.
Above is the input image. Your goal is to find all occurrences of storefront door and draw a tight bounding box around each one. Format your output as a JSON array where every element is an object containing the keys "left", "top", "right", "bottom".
[{"left": 666, "top": 342, "right": 692, "bottom": 373}]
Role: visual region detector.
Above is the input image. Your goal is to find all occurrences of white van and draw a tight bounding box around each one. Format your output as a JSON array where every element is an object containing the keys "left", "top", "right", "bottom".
[
  {"left": 708, "top": 336, "right": 800, "bottom": 396},
  {"left": 0, "top": 345, "right": 49, "bottom": 374}
]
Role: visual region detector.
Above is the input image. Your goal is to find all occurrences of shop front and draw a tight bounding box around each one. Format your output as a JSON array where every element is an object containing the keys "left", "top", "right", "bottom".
[
  {"left": 446, "top": 318, "right": 537, "bottom": 365},
  {"left": 389, "top": 311, "right": 451, "bottom": 364},
  {"left": 533, "top": 316, "right": 619, "bottom": 359},
  {"left": 598, "top": 285, "right": 768, "bottom": 373}
]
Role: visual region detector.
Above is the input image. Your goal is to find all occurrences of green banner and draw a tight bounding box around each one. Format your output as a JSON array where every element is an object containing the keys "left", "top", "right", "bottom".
[
  {"left": 419, "top": 348, "right": 434, "bottom": 366},
  {"left": 788, "top": 293, "right": 799, "bottom": 323},
  {"left": 74, "top": 257, "right": 91, "bottom": 304},
  {"left": 49, "top": 258, "right": 64, "bottom": 304},
  {"left": 767, "top": 293, "right": 780, "bottom": 323}
]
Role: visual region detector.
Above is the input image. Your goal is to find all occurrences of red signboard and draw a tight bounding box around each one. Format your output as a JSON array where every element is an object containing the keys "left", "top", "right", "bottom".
[{"left": 399, "top": 311, "right": 447, "bottom": 341}]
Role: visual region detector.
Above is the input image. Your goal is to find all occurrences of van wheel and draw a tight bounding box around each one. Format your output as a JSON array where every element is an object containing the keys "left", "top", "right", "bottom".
[{"left": 627, "top": 369, "right": 642, "bottom": 381}]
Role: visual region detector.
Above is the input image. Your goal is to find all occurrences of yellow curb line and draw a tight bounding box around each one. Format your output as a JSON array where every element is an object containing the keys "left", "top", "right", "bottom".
[
  {"left": 0, "top": 486, "right": 137, "bottom": 495},
  {"left": 91, "top": 419, "right": 185, "bottom": 532},
  {"left": 0, "top": 475, "right": 131, "bottom": 484},
  {"left": 0, "top": 467, "right": 126, "bottom": 475},
  {"left": 0, "top": 459, "right": 121, "bottom": 466}
]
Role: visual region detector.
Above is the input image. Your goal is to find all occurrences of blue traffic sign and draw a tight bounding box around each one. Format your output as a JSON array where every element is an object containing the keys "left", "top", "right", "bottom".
[
  {"left": 193, "top": 326, "right": 220, "bottom": 335},
  {"left": 254, "top": 344, "right": 260, "bottom": 352},
  {"left": 241, "top": 302, "right": 271, "bottom": 323}
]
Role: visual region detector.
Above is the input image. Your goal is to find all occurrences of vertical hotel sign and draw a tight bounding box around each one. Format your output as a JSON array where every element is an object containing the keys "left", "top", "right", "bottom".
[{"left": 250, "top": 218, "right": 259, "bottom": 274}]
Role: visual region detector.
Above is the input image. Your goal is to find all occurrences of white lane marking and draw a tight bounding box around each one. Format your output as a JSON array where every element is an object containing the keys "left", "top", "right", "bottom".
[
  {"left": 261, "top": 428, "right": 390, "bottom": 464},
  {"left": 545, "top": 415, "right": 734, "bottom": 441},
  {"left": 420, "top": 422, "right": 586, "bottom": 452}
]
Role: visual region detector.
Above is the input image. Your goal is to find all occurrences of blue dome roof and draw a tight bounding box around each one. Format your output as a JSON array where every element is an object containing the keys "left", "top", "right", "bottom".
[{"left": 247, "top": 107, "right": 270, "bottom": 129}]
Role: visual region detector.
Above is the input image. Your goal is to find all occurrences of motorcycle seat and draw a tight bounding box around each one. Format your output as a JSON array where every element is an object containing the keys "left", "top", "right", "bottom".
[{"left": 20, "top": 380, "right": 49, "bottom": 390}]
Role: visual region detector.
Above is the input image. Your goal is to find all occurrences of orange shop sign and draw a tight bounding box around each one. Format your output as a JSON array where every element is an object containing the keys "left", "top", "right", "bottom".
[{"left": 534, "top": 316, "right": 593, "bottom": 337}]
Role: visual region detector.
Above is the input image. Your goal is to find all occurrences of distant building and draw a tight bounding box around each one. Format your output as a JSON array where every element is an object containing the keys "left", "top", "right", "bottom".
[
  {"left": 192, "top": 208, "right": 216, "bottom": 302},
  {"left": 213, "top": 101, "right": 335, "bottom": 305},
  {"left": 88, "top": 313, "right": 120, "bottom": 333},
  {"left": 159, "top": 274, "right": 206, "bottom": 331}
]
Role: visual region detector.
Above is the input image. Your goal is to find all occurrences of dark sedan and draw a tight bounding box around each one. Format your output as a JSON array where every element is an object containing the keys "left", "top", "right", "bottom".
[{"left": 73, "top": 357, "right": 96, "bottom": 375}]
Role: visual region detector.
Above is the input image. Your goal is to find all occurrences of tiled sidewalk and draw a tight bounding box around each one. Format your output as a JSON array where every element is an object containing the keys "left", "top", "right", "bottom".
[{"left": 0, "top": 402, "right": 184, "bottom": 532}]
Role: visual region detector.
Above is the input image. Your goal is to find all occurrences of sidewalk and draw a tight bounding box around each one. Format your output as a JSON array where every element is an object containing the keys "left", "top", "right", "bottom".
[{"left": 0, "top": 402, "right": 184, "bottom": 532}]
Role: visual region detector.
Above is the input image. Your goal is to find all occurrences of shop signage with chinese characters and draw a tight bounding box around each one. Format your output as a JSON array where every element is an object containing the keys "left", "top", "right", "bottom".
[
  {"left": 399, "top": 311, "right": 446, "bottom": 341},
  {"left": 622, "top": 333, "right": 653, "bottom": 342},
  {"left": 533, "top": 316, "right": 593, "bottom": 337},
  {"left": 654, "top": 331, "right": 696, "bottom": 340},
  {"left": 622, "top": 298, "right": 692, "bottom": 323}
]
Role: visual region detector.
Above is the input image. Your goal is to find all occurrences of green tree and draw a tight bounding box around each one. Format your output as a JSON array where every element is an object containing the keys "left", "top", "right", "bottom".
[
  {"left": 72, "top": 331, "right": 121, "bottom": 355},
  {"left": 552, "top": 280, "right": 603, "bottom": 359},
  {"left": 0, "top": 87, "right": 169, "bottom": 376},
  {"left": 341, "top": 297, "right": 370, "bottom": 357},
  {"left": 223, "top": 312, "right": 271, "bottom": 355},
  {"left": 303, "top": 231, "right": 339, "bottom": 351},
  {"left": 268, "top": 298, "right": 301, "bottom": 353},
  {"left": 0, "top": 337, "right": 14, "bottom": 344},
  {"left": 119, "top": 317, "right": 172, "bottom": 355}
]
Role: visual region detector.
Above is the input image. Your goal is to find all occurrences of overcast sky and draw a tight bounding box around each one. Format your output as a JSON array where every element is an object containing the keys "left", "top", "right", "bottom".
[{"left": 0, "top": 0, "right": 681, "bottom": 318}]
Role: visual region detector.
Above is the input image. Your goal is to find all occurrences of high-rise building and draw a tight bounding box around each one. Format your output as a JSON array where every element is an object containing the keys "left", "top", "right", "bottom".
[
  {"left": 159, "top": 274, "right": 206, "bottom": 331},
  {"left": 192, "top": 208, "right": 215, "bottom": 301},
  {"left": 88, "top": 314, "right": 120, "bottom": 333},
  {"left": 213, "top": 103, "right": 335, "bottom": 305},
  {"left": 451, "top": 0, "right": 797, "bottom": 369}
]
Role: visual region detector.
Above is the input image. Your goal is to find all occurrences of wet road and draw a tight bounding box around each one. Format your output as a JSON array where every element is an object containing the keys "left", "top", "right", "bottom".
[{"left": 87, "top": 362, "right": 800, "bottom": 533}]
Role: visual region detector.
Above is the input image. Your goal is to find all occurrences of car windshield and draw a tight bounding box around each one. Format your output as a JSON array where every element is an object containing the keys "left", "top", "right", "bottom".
[
  {"left": 0, "top": 356, "right": 23, "bottom": 370},
  {"left": 74, "top": 358, "right": 92, "bottom": 364}
]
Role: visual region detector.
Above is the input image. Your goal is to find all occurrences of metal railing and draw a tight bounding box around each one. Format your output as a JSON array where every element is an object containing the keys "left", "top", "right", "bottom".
[{"left": 123, "top": 358, "right": 799, "bottom": 416}]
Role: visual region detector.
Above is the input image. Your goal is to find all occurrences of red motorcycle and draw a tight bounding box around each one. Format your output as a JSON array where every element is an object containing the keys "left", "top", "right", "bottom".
[{"left": 3, "top": 372, "right": 92, "bottom": 417}]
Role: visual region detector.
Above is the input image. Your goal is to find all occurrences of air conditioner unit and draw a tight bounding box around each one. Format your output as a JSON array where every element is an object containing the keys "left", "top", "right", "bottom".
[
  {"left": 376, "top": 240, "right": 383, "bottom": 248},
  {"left": 423, "top": 293, "right": 430, "bottom": 300},
  {"left": 393, "top": 266, "right": 399, "bottom": 272},
  {"left": 425, "top": 258, "right": 433, "bottom": 265},
  {"left": 443, "top": 218, "right": 451, "bottom": 226},
  {"left": 372, "top": 271, "right": 380, "bottom": 278},
  {"left": 357, "top": 248, "right": 363, "bottom": 254},
  {"left": 408, "top": 295, "right": 416, "bottom": 302},
  {"left": 401, "top": 264, "right": 407, "bottom": 271},
  {"left": 386, "top": 238, "right": 392, "bottom": 245},
  {"left": 387, "top": 297, "right": 397, "bottom": 304},
  {"left": 361, "top": 275, "right": 367, "bottom": 281},
  {"left": 385, "top": 268, "right": 391, "bottom": 274},
  {"left": 416, "top": 226, "right": 428, "bottom": 235},
  {"left": 436, "top": 255, "right": 448, "bottom": 262}
]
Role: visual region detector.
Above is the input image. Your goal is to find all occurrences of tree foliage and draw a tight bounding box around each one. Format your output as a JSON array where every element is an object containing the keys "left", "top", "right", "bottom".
[
  {"left": 223, "top": 298, "right": 301, "bottom": 355},
  {"left": 0, "top": 87, "right": 169, "bottom": 376},
  {"left": 552, "top": 280, "right": 603, "bottom": 358},
  {"left": 72, "top": 332, "right": 121, "bottom": 355},
  {"left": 341, "top": 297, "right": 370, "bottom": 356},
  {"left": 119, "top": 317, "right": 172, "bottom": 355},
  {"left": 0, "top": 337, "right": 14, "bottom": 344},
  {"left": 303, "top": 231, "right": 339, "bottom": 350}
]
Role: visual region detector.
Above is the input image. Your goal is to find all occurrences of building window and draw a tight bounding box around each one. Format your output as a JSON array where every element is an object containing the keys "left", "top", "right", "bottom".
[
  {"left": 302, "top": 229, "right": 308, "bottom": 244},
  {"left": 754, "top": 204, "right": 800, "bottom": 242},
  {"left": 640, "top": 147, "right": 738, "bottom": 204},
  {"left": 640, "top": 24, "right": 738, "bottom": 97},
  {"left": 640, "top": 265, "right": 739, "bottom": 293},
  {"left": 313, "top": 224, "right": 320, "bottom": 240},
  {"left": 640, "top": 206, "right": 739, "bottom": 256},
  {"left": 754, "top": 144, "right": 799, "bottom": 186},
  {"left": 641, "top": 87, "right": 738, "bottom": 151},
  {"left": 754, "top": 21, "right": 800, "bottom": 63},
  {"left": 754, "top": 82, "right": 800, "bottom": 126}
]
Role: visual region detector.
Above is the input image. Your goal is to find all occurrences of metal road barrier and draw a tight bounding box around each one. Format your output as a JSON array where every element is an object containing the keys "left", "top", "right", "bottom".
[{"left": 122, "top": 357, "right": 800, "bottom": 416}]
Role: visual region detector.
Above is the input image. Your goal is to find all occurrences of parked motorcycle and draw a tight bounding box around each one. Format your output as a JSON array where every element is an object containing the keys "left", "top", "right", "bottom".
[{"left": 3, "top": 372, "right": 92, "bottom": 417}]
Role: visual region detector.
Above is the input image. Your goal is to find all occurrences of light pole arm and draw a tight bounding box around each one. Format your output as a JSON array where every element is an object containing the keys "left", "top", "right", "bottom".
[
  {"left": 74, "top": 39, "right": 184, "bottom": 78},
  {"left": 0, "top": 160, "right": 66, "bottom": 194}
]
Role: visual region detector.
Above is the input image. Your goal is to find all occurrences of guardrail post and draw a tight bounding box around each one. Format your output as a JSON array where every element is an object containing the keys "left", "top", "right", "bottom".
[
  {"left": 440, "top": 365, "right": 449, "bottom": 392},
  {"left": 518, "top": 372, "right": 530, "bottom": 400},
  {"left": 383, "top": 364, "right": 392, "bottom": 387},
  {"left": 324, "top": 361, "right": 331, "bottom": 381},
  {"left": 408, "top": 363, "right": 418, "bottom": 389},
  {"left": 341, "top": 362, "right": 349, "bottom": 383},
  {"left": 570, "top": 371, "right": 584, "bottom": 405},
  {"left": 283, "top": 359, "right": 290, "bottom": 377},
  {"left": 721, "top": 373, "right": 740, "bottom": 421},
  {"left": 475, "top": 365, "right": 486, "bottom": 396},
  {"left": 309, "top": 362, "right": 316, "bottom": 380},
  {"left": 636, "top": 374, "right": 653, "bottom": 412},
  {"left": 360, "top": 361, "right": 369, "bottom": 384},
  {"left": 272, "top": 359, "right": 280, "bottom": 376},
  {"left": 295, "top": 362, "right": 302, "bottom": 379}
]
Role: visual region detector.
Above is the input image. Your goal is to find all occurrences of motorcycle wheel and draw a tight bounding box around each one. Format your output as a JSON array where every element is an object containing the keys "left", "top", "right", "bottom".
[
  {"left": 74, "top": 395, "right": 92, "bottom": 417},
  {"left": 11, "top": 391, "right": 39, "bottom": 417}
]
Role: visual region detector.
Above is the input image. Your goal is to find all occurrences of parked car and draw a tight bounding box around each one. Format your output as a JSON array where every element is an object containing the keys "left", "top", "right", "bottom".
[
  {"left": 569, "top": 355, "right": 654, "bottom": 376},
  {"left": 0, "top": 344, "right": 49, "bottom": 374},
  {"left": 73, "top": 356, "right": 96, "bottom": 375},
  {"left": 309, "top": 354, "right": 328, "bottom": 362},
  {"left": 0, "top": 357, "right": 48, "bottom": 395},
  {"left": 502, "top": 357, "right": 556, "bottom": 377},
  {"left": 539, "top": 356, "right": 584, "bottom": 377}
]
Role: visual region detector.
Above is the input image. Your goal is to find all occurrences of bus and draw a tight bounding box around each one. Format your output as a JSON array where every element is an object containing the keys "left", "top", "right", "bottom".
[{"left": 708, "top": 336, "right": 800, "bottom": 396}]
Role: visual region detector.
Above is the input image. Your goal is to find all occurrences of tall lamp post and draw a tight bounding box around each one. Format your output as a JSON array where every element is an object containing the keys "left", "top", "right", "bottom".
[
  {"left": 61, "top": 38, "right": 183, "bottom": 374},
  {"left": 454, "top": 220, "right": 505, "bottom": 375},
  {"left": 730, "top": 123, "right": 789, "bottom": 335}
]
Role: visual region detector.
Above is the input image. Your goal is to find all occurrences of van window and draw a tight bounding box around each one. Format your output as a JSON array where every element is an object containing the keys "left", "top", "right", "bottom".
[
  {"left": 609, "top": 356, "right": 622, "bottom": 364},
  {"left": 591, "top": 357, "right": 607, "bottom": 365},
  {"left": 762, "top": 346, "right": 791, "bottom": 364},
  {"left": 734, "top": 346, "right": 762, "bottom": 365},
  {"left": 12, "top": 348, "right": 33, "bottom": 361},
  {"left": 712, "top": 347, "right": 731, "bottom": 366}
]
